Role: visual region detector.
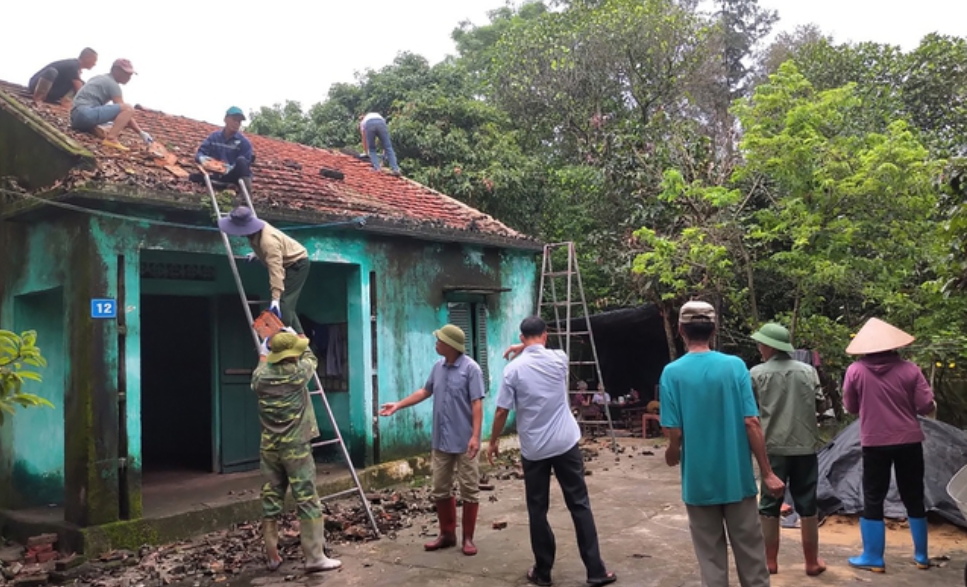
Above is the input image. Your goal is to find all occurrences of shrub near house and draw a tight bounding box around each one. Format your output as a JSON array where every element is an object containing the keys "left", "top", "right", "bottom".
[{"left": 0, "top": 330, "right": 51, "bottom": 424}]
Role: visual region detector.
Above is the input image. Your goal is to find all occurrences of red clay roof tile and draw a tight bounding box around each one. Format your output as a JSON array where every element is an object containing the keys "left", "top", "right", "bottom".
[{"left": 0, "top": 80, "right": 535, "bottom": 247}]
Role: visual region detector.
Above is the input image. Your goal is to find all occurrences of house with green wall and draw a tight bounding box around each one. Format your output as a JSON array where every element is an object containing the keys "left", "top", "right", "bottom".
[{"left": 0, "top": 80, "right": 539, "bottom": 533}]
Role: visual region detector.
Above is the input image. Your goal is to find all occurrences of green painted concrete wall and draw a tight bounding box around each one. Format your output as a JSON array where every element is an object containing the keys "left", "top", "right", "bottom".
[
  {"left": 0, "top": 205, "right": 537, "bottom": 525},
  {"left": 0, "top": 220, "right": 71, "bottom": 509}
]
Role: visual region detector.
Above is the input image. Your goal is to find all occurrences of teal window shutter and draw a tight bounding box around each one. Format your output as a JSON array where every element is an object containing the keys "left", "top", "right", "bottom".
[
  {"left": 447, "top": 302, "right": 474, "bottom": 357},
  {"left": 475, "top": 303, "right": 490, "bottom": 391}
]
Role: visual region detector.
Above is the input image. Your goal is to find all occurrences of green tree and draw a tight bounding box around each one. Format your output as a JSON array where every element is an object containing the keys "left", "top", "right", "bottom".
[
  {"left": 0, "top": 330, "right": 51, "bottom": 425},
  {"left": 734, "top": 61, "right": 942, "bottom": 357}
]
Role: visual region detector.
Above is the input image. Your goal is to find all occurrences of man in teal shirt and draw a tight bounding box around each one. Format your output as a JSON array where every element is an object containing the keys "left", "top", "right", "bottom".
[
  {"left": 750, "top": 323, "right": 827, "bottom": 577},
  {"left": 660, "top": 301, "right": 784, "bottom": 587}
]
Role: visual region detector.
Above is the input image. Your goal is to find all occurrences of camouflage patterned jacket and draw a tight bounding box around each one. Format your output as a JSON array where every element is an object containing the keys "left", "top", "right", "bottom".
[{"left": 251, "top": 349, "right": 320, "bottom": 450}]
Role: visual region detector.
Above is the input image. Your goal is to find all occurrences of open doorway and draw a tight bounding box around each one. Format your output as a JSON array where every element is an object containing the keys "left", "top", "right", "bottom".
[{"left": 140, "top": 295, "right": 213, "bottom": 473}]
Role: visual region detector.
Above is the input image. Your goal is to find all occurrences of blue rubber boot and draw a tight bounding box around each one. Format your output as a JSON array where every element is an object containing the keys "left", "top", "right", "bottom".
[
  {"left": 909, "top": 517, "right": 930, "bottom": 569},
  {"left": 848, "top": 518, "right": 886, "bottom": 572}
]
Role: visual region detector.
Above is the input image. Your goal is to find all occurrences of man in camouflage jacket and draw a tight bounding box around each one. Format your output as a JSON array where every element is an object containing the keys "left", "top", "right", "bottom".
[{"left": 252, "top": 330, "right": 340, "bottom": 573}]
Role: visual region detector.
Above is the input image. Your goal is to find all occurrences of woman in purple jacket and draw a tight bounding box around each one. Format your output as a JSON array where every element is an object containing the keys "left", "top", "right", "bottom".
[{"left": 843, "top": 318, "right": 936, "bottom": 573}]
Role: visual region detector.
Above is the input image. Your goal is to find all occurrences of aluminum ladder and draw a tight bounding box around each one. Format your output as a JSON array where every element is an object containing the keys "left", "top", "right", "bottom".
[
  {"left": 199, "top": 169, "right": 380, "bottom": 537},
  {"left": 537, "top": 242, "right": 617, "bottom": 452}
]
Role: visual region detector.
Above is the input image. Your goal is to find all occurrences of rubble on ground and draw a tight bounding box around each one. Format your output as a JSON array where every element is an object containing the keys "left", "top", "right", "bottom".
[{"left": 0, "top": 453, "right": 531, "bottom": 587}]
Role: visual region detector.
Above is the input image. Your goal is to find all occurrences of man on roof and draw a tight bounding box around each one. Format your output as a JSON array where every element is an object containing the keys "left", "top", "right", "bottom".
[
  {"left": 217, "top": 207, "right": 310, "bottom": 337},
  {"left": 195, "top": 107, "right": 255, "bottom": 195},
  {"left": 359, "top": 112, "right": 401, "bottom": 176},
  {"left": 69, "top": 58, "right": 152, "bottom": 151},
  {"left": 28, "top": 48, "right": 98, "bottom": 106}
]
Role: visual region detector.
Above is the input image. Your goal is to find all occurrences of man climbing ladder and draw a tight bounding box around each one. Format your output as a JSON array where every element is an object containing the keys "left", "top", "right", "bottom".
[
  {"left": 198, "top": 167, "right": 380, "bottom": 570},
  {"left": 218, "top": 206, "right": 310, "bottom": 335}
]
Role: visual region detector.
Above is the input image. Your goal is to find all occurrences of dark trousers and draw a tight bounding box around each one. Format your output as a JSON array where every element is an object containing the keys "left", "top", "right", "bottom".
[
  {"left": 862, "top": 442, "right": 925, "bottom": 520},
  {"left": 281, "top": 258, "right": 309, "bottom": 334},
  {"left": 218, "top": 156, "right": 253, "bottom": 183},
  {"left": 522, "top": 443, "right": 607, "bottom": 581},
  {"left": 363, "top": 118, "right": 399, "bottom": 172}
]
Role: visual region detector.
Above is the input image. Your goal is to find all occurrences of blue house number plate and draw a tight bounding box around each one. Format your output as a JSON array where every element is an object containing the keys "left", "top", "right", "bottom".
[{"left": 91, "top": 299, "right": 117, "bottom": 319}]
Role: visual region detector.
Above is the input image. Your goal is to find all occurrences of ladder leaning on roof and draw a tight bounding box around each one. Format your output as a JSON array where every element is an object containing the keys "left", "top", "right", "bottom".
[
  {"left": 198, "top": 168, "right": 380, "bottom": 538},
  {"left": 537, "top": 242, "right": 617, "bottom": 453}
]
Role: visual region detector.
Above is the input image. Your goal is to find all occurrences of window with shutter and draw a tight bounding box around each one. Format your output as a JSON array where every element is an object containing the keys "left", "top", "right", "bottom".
[
  {"left": 447, "top": 302, "right": 474, "bottom": 357},
  {"left": 474, "top": 303, "right": 490, "bottom": 391},
  {"left": 446, "top": 301, "right": 490, "bottom": 390}
]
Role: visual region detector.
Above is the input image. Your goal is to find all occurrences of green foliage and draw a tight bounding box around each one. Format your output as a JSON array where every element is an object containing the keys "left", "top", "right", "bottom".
[{"left": 0, "top": 330, "right": 52, "bottom": 426}]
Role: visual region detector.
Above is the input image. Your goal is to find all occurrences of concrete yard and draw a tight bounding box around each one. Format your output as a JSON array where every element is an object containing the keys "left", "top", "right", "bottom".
[{"left": 228, "top": 438, "right": 967, "bottom": 587}]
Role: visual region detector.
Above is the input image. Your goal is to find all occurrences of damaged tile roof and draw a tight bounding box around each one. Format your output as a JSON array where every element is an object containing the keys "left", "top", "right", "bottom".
[{"left": 0, "top": 80, "right": 538, "bottom": 249}]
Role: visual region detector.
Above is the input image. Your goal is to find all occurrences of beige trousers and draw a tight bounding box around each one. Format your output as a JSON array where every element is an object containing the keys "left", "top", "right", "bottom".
[
  {"left": 431, "top": 449, "right": 480, "bottom": 503},
  {"left": 685, "top": 496, "right": 771, "bottom": 587}
]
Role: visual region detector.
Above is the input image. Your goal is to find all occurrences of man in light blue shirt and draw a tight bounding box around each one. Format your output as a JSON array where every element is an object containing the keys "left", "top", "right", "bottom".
[
  {"left": 379, "top": 324, "right": 485, "bottom": 556},
  {"left": 489, "top": 316, "right": 616, "bottom": 587},
  {"left": 660, "top": 301, "right": 784, "bottom": 587}
]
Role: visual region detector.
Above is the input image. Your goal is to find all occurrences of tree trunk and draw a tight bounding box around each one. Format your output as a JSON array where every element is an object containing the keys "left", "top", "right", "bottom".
[
  {"left": 661, "top": 301, "right": 678, "bottom": 362},
  {"left": 737, "top": 239, "right": 759, "bottom": 327},
  {"left": 790, "top": 286, "right": 802, "bottom": 341}
]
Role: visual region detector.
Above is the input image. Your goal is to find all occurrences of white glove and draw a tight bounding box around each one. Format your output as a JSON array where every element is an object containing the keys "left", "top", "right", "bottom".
[
  {"left": 244, "top": 252, "right": 258, "bottom": 263},
  {"left": 140, "top": 131, "right": 153, "bottom": 143},
  {"left": 282, "top": 326, "right": 297, "bottom": 334},
  {"left": 259, "top": 338, "right": 270, "bottom": 356},
  {"left": 269, "top": 299, "right": 282, "bottom": 319}
]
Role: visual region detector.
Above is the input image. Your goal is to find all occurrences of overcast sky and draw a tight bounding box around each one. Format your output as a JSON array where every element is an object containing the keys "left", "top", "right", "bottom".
[{"left": 2, "top": 1, "right": 965, "bottom": 126}]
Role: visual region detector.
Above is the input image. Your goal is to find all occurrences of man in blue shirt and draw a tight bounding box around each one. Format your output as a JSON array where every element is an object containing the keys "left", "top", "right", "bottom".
[
  {"left": 490, "top": 317, "right": 617, "bottom": 587},
  {"left": 379, "top": 324, "right": 485, "bottom": 556},
  {"left": 193, "top": 106, "right": 255, "bottom": 194},
  {"left": 660, "top": 301, "right": 784, "bottom": 587}
]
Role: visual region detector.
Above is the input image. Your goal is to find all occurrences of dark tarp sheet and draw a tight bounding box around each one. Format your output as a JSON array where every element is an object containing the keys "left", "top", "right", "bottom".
[{"left": 815, "top": 417, "right": 967, "bottom": 527}]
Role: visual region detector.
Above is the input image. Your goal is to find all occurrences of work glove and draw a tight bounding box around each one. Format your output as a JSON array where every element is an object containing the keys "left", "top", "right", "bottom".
[
  {"left": 140, "top": 131, "right": 153, "bottom": 144},
  {"left": 269, "top": 299, "right": 282, "bottom": 319},
  {"left": 244, "top": 252, "right": 258, "bottom": 263},
  {"left": 259, "top": 337, "right": 270, "bottom": 356}
]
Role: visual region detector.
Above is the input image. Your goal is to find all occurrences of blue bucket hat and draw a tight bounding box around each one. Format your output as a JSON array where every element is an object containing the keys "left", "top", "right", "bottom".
[{"left": 218, "top": 206, "right": 265, "bottom": 236}]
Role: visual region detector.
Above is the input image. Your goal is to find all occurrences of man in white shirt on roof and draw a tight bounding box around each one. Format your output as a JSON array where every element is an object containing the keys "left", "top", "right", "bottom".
[
  {"left": 489, "top": 316, "right": 617, "bottom": 587},
  {"left": 358, "top": 112, "right": 401, "bottom": 176}
]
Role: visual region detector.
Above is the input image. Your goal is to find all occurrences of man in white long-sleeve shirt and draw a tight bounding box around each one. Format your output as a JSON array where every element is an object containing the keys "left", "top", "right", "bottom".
[{"left": 488, "top": 316, "right": 617, "bottom": 587}]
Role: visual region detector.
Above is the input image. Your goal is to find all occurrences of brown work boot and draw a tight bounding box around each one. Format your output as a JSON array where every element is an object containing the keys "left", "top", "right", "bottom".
[
  {"left": 462, "top": 501, "right": 479, "bottom": 556},
  {"left": 760, "top": 515, "right": 780, "bottom": 574},
  {"left": 425, "top": 497, "right": 457, "bottom": 551},
  {"left": 801, "top": 516, "right": 827, "bottom": 576},
  {"left": 262, "top": 518, "right": 282, "bottom": 571}
]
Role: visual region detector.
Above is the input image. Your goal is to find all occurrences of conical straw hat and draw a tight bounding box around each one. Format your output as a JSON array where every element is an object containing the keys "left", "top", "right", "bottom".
[{"left": 845, "top": 317, "right": 915, "bottom": 355}]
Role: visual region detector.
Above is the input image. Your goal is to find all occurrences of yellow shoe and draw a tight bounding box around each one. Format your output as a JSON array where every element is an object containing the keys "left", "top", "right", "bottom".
[{"left": 102, "top": 139, "right": 129, "bottom": 151}]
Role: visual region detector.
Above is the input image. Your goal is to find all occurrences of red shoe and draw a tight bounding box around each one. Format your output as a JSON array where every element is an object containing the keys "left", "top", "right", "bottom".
[
  {"left": 462, "top": 501, "right": 479, "bottom": 556},
  {"left": 425, "top": 497, "right": 457, "bottom": 551}
]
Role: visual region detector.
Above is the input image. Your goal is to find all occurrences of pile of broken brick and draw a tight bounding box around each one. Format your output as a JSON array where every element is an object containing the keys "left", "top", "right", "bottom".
[
  {"left": 0, "top": 534, "right": 86, "bottom": 587},
  {"left": 0, "top": 453, "right": 538, "bottom": 587}
]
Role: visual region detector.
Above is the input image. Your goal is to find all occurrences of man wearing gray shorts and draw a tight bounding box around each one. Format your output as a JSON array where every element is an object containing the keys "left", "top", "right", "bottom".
[{"left": 70, "top": 58, "right": 152, "bottom": 151}]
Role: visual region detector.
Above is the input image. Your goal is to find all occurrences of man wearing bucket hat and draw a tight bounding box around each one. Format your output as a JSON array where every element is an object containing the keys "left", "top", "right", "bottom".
[
  {"left": 192, "top": 106, "right": 255, "bottom": 194},
  {"left": 252, "top": 330, "right": 341, "bottom": 574},
  {"left": 843, "top": 318, "right": 936, "bottom": 573},
  {"left": 749, "top": 322, "right": 826, "bottom": 576},
  {"left": 379, "top": 324, "right": 486, "bottom": 555},
  {"left": 660, "top": 300, "right": 783, "bottom": 587},
  {"left": 217, "top": 206, "right": 310, "bottom": 335}
]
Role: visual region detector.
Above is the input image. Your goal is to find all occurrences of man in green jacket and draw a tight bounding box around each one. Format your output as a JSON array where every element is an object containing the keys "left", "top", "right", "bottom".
[
  {"left": 253, "top": 331, "right": 340, "bottom": 574},
  {"left": 750, "top": 323, "right": 827, "bottom": 577}
]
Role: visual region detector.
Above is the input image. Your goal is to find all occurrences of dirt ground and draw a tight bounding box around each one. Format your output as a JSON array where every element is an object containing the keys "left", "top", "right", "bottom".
[{"left": 223, "top": 437, "right": 967, "bottom": 587}]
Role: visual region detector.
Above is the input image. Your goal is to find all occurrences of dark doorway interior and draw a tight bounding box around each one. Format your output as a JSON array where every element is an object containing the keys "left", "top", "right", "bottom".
[{"left": 141, "top": 295, "right": 213, "bottom": 472}]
